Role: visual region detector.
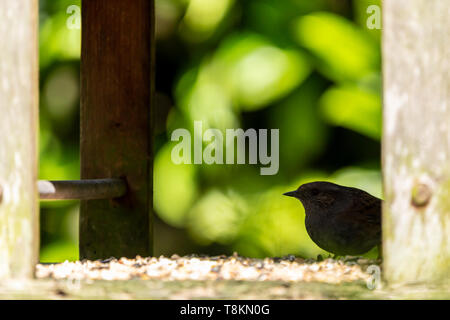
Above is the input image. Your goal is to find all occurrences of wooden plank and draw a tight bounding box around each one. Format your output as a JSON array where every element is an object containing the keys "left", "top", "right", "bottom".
[
  {"left": 382, "top": 0, "right": 450, "bottom": 284},
  {"left": 1, "top": 279, "right": 450, "bottom": 300},
  {"left": 80, "top": 0, "right": 155, "bottom": 259},
  {"left": 0, "top": 0, "right": 39, "bottom": 278}
]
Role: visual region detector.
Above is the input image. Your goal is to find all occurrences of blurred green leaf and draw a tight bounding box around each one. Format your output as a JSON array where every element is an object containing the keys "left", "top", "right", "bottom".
[
  {"left": 175, "top": 33, "right": 311, "bottom": 130},
  {"left": 39, "top": 127, "right": 79, "bottom": 182},
  {"left": 353, "top": 0, "right": 382, "bottom": 41},
  {"left": 320, "top": 84, "right": 381, "bottom": 140},
  {"left": 235, "top": 181, "right": 328, "bottom": 259},
  {"left": 40, "top": 240, "right": 78, "bottom": 263},
  {"left": 332, "top": 166, "right": 382, "bottom": 198},
  {"left": 293, "top": 12, "right": 380, "bottom": 82},
  {"left": 39, "top": 11, "right": 80, "bottom": 68},
  {"left": 154, "top": 143, "right": 199, "bottom": 227},
  {"left": 245, "top": 0, "right": 328, "bottom": 46},
  {"left": 233, "top": 46, "right": 311, "bottom": 110},
  {"left": 270, "top": 76, "right": 329, "bottom": 172},
  {"left": 175, "top": 64, "right": 239, "bottom": 133},
  {"left": 179, "top": 0, "right": 234, "bottom": 42},
  {"left": 187, "top": 189, "right": 248, "bottom": 245},
  {"left": 214, "top": 33, "right": 312, "bottom": 110},
  {"left": 43, "top": 66, "right": 79, "bottom": 122}
]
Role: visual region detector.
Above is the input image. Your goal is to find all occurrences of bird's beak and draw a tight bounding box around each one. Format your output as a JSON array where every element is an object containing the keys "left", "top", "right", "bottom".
[{"left": 283, "top": 190, "right": 297, "bottom": 198}]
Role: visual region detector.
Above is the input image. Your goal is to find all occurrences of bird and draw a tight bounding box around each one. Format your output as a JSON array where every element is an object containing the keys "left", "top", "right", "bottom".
[{"left": 283, "top": 181, "right": 381, "bottom": 257}]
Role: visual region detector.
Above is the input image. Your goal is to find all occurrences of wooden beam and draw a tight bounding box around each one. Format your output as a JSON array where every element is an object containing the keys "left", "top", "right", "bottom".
[
  {"left": 80, "top": 0, "right": 155, "bottom": 259},
  {"left": 0, "top": 0, "right": 39, "bottom": 278},
  {"left": 383, "top": 0, "right": 450, "bottom": 284}
]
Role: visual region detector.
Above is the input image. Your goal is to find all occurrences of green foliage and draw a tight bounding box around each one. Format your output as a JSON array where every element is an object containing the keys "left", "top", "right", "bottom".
[
  {"left": 154, "top": 143, "right": 199, "bottom": 227},
  {"left": 39, "top": 0, "right": 81, "bottom": 69},
  {"left": 270, "top": 76, "right": 329, "bottom": 171},
  {"left": 212, "top": 33, "right": 312, "bottom": 110},
  {"left": 40, "top": 241, "right": 79, "bottom": 263},
  {"left": 320, "top": 84, "right": 381, "bottom": 140},
  {"left": 39, "top": 0, "right": 81, "bottom": 262},
  {"left": 293, "top": 11, "right": 380, "bottom": 82},
  {"left": 40, "top": 0, "right": 382, "bottom": 261}
]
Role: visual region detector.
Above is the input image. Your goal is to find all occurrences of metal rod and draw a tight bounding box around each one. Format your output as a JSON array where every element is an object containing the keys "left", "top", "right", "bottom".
[{"left": 38, "top": 179, "right": 127, "bottom": 200}]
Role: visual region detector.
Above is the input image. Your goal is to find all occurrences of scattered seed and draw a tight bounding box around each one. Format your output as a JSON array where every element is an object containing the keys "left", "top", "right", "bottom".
[{"left": 35, "top": 255, "right": 378, "bottom": 284}]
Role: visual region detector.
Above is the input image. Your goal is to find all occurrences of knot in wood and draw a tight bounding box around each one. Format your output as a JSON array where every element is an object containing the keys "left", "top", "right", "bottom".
[{"left": 411, "top": 183, "right": 432, "bottom": 208}]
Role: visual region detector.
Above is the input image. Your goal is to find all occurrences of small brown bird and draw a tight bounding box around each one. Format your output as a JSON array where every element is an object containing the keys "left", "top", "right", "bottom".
[{"left": 284, "top": 181, "right": 381, "bottom": 256}]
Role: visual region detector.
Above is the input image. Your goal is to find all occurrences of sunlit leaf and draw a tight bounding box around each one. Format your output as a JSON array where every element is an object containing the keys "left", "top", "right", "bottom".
[
  {"left": 154, "top": 143, "right": 199, "bottom": 227},
  {"left": 234, "top": 181, "right": 328, "bottom": 259},
  {"left": 175, "top": 64, "right": 239, "bottom": 133},
  {"left": 331, "top": 166, "right": 382, "bottom": 199},
  {"left": 270, "top": 76, "right": 329, "bottom": 172},
  {"left": 40, "top": 240, "right": 78, "bottom": 263},
  {"left": 294, "top": 12, "right": 380, "bottom": 82},
  {"left": 43, "top": 65, "right": 79, "bottom": 121},
  {"left": 215, "top": 33, "right": 312, "bottom": 110},
  {"left": 40, "top": 11, "right": 81, "bottom": 68},
  {"left": 179, "top": 0, "right": 234, "bottom": 42},
  {"left": 320, "top": 85, "right": 381, "bottom": 140},
  {"left": 232, "top": 46, "right": 311, "bottom": 110},
  {"left": 353, "top": 0, "right": 382, "bottom": 40},
  {"left": 187, "top": 189, "right": 248, "bottom": 245}
]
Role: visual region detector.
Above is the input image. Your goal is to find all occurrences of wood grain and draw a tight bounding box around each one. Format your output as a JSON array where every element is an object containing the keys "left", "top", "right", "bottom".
[
  {"left": 0, "top": 0, "right": 39, "bottom": 278},
  {"left": 80, "top": 0, "right": 155, "bottom": 259},
  {"left": 383, "top": 0, "right": 450, "bottom": 284}
]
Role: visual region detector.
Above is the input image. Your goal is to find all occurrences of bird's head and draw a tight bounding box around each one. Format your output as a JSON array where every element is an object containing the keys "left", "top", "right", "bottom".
[{"left": 283, "top": 181, "right": 347, "bottom": 213}]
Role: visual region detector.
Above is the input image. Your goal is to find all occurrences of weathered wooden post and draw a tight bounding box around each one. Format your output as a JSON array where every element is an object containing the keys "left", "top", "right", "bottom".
[
  {"left": 80, "top": 0, "right": 155, "bottom": 259},
  {"left": 0, "top": 0, "right": 39, "bottom": 278},
  {"left": 383, "top": 0, "right": 450, "bottom": 284}
]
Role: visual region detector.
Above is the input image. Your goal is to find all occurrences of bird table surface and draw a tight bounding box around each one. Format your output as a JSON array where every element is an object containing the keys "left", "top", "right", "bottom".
[{"left": 0, "top": 254, "right": 448, "bottom": 299}]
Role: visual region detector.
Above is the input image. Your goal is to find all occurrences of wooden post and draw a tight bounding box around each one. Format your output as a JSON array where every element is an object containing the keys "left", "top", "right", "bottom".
[
  {"left": 383, "top": 0, "right": 450, "bottom": 284},
  {"left": 80, "top": 0, "right": 154, "bottom": 259},
  {"left": 0, "top": 1, "right": 39, "bottom": 278}
]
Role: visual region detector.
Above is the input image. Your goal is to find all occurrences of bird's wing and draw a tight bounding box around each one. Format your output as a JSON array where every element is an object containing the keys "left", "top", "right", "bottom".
[{"left": 351, "top": 191, "right": 382, "bottom": 226}]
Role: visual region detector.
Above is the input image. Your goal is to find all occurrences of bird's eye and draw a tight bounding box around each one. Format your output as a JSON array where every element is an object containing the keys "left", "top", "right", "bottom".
[{"left": 311, "top": 188, "right": 319, "bottom": 196}]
